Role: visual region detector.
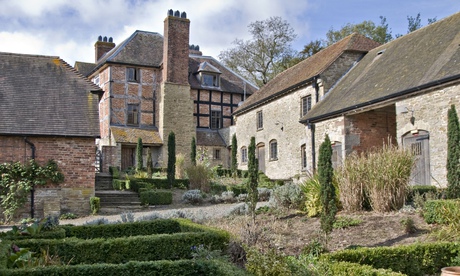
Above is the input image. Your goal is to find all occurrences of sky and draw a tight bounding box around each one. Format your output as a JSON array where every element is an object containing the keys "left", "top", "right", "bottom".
[{"left": 0, "top": 0, "right": 459, "bottom": 66}]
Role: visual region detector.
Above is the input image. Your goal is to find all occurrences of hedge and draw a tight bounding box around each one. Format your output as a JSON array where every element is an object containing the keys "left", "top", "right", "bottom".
[
  {"left": 140, "top": 190, "right": 173, "bottom": 205},
  {"left": 61, "top": 219, "right": 181, "bottom": 239},
  {"left": 13, "top": 231, "right": 230, "bottom": 265},
  {"left": 229, "top": 184, "right": 248, "bottom": 196},
  {"left": 109, "top": 166, "right": 120, "bottom": 179},
  {"left": 112, "top": 179, "right": 130, "bottom": 190},
  {"left": 0, "top": 240, "right": 11, "bottom": 269},
  {"left": 423, "top": 199, "right": 460, "bottom": 224},
  {"left": 0, "top": 228, "right": 67, "bottom": 240},
  {"left": 406, "top": 185, "right": 438, "bottom": 202},
  {"left": 130, "top": 178, "right": 189, "bottom": 192},
  {"left": 0, "top": 259, "right": 248, "bottom": 276},
  {"left": 321, "top": 242, "right": 460, "bottom": 276}
]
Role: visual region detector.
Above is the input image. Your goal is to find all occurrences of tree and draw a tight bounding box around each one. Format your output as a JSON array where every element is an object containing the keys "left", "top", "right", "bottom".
[
  {"left": 325, "top": 16, "right": 392, "bottom": 45},
  {"left": 219, "top": 16, "right": 297, "bottom": 87},
  {"left": 447, "top": 105, "right": 460, "bottom": 199},
  {"left": 167, "top": 132, "right": 176, "bottom": 188},
  {"left": 318, "top": 135, "right": 337, "bottom": 242},
  {"left": 231, "top": 134, "right": 238, "bottom": 176},
  {"left": 136, "top": 137, "right": 143, "bottom": 171},
  {"left": 247, "top": 137, "right": 259, "bottom": 222},
  {"left": 407, "top": 13, "right": 422, "bottom": 33},
  {"left": 300, "top": 39, "right": 325, "bottom": 58},
  {"left": 146, "top": 147, "right": 153, "bottom": 178},
  {"left": 191, "top": 137, "right": 197, "bottom": 166}
]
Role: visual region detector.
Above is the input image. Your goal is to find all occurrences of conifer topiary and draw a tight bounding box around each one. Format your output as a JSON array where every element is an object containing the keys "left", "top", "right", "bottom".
[
  {"left": 231, "top": 134, "right": 238, "bottom": 176},
  {"left": 136, "top": 137, "right": 143, "bottom": 171},
  {"left": 247, "top": 136, "right": 259, "bottom": 222},
  {"left": 447, "top": 104, "right": 460, "bottom": 198},
  {"left": 191, "top": 137, "right": 197, "bottom": 166},
  {"left": 318, "top": 135, "right": 337, "bottom": 237},
  {"left": 167, "top": 132, "right": 176, "bottom": 188}
]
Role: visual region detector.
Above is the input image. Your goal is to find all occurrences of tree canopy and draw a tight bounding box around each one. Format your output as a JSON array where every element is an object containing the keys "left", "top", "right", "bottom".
[{"left": 219, "top": 16, "right": 297, "bottom": 87}]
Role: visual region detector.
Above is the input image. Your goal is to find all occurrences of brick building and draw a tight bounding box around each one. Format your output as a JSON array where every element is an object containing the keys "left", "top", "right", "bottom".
[
  {"left": 76, "top": 10, "right": 256, "bottom": 171},
  {"left": 233, "top": 33, "right": 380, "bottom": 181},
  {"left": 0, "top": 53, "right": 102, "bottom": 218},
  {"left": 301, "top": 12, "right": 460, "bottom": 187}
]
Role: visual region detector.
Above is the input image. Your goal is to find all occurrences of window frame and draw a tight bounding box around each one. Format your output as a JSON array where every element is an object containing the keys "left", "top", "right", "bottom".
[
  {"left": 127, "top": 103, "right": 140, "bottom": 126},
  {"left": 301, "top": 144, "right": 307, "bottom": 170},
  {"left": 269, "top": 140, "right": 278, "bottom": 161},
  {"left": 301, "top": 95, "right": 312, "bottom": 117},
  {"left": 241, "top": 147, "right": 248, "bottom": 163},
  {"left": 214, "top": 148, "right": 221, "bottom": 160},
  {"left": 256, "top": 111, "right": 263, "bottom": 130},
  {"left": 201, "top": 73, "right": 219, "bottom": 87},
  {"left": 210, "top": 110, "right": 222, "bottom": 129},
  {"left": 127, "top": 67, "right": 140, "bottom": 82}
]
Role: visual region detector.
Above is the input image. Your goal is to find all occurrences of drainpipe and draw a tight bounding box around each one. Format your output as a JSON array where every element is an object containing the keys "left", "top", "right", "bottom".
[
  {"left": 313, "top": 76, "right": 319, "bottom": 103},
  {"left": 308, "top": 123, "right": 316, "bottom": 174},
  {"left": 24, "top": 137, "right": 36, "bottom": 218}
]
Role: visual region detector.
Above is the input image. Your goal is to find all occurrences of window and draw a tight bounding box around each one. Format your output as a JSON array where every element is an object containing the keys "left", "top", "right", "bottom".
[
  {"left": 257, "top": 111, "right": 263, "bottom": 130},
  {"left": 241, "top": 147, "right": 248, "bottom": 163},
  {"left": 202, "top": 73, "right": 219, "bottom": 87},
  {"left": 301, "top": 95, "right": 312, "bottom": 117},
  {"left": 301, "top": 144, "right": 307, "bottom": 170},
  {"left": 210, "top": 110, "right": 222, "bottom": 129},
  {"left": 214, "top": 149, "right": 221, "bottom": 160},
  {"left": 127, "top": 104, "right": 140, "bottom": 125},
  {"left": 93, "top": 75, "right": 100, "bottom": 86},
  {"left": 269, "top": 140, "right": 278, "bottom": 161},
  {"left": 127, "top": 67, "right": 140, "bottom": 82}
]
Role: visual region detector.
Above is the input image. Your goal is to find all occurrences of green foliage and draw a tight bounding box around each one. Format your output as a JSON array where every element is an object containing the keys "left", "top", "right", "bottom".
[
  {"left": 140, "top": 190, "right": 172, "bottom": 206},
  {"left": 247, "top": 137, "right": 259, "bottom": 221},
  {"left": 219, "top": 16, "right": 297, "bottom": 87},
  {"left": 271, "top": 183, "right": 304, "bottom": 210},
  {"left": 423, "top": 199, "right": 460, "bottom": 224},
  {"left": 400, "top": 218, "right": 416, "bottom": 234},
  {"left": 109, "top": 166, "right": 120, "bottom": 179},
  {"left": 0, "top": 159, "right": 64, "bottom": 222},
  {"left": 146, "top": 147, "right": 153, "bottom": 178},
  {"left": 182, "top": 190, "right": 204, "bottom": 205},
  {"left": 302, "top": 238, "right": 328, "bottom": 257},
  {"left": 321, "top": 261, "right": 405, "bottom": 276},
  {"left": 175, "top": 153, "right": 186, "bottom": 179},
  {"left": 129, "top": 178, "right": 188, "bottom": 192},
  {"left": 326, "top": 16, "right": 392, "bottom": 45},
  {"left": 136, "top": 137, "right": 143, "bottom": 171},
  {"left": 321, "top": 242, "right": 460, "bottom": 276},
  {"left": 112, "top": 179, "right": 130, "bottom": 190},
  {"left": 245, "top": 247, "right": 292, "bottom": 276},
  {"left": 210, "top": 182, "right": 228, "bottom": 195},
  {"left": 447, "top": 104, "right": 460, "bottom": 199},
  {"left": 318, "top": 135, "right": 337, "bottom": 236},
  {"left": 191, "top": 137, "right": 197, "bottom": 166},
  {"left": 185, "top": 164, "right": 213, "bottom": 193},
  {"left": 229, "top": 184, "right": 248, "bottom": 196},
  {"left": 301, "top": 174, "right": 322, "bottom": 217},
  {"left": 90, "top": 197, "right": 100, "bottom": 215},
  {"left": 167, "top": 132, "right": 176, "bottom": 188},
  {"left": 407, "top": 185, "right": 438, "bottom": 203},
  {"left": 59, "top": 213, "right": 77, "bottom": 220},
  {"left": 231, "top": 134, "right": 237, "bottom": 176},
  {"left": 333, "top": 216, "right": 363, "bottom": 229}
]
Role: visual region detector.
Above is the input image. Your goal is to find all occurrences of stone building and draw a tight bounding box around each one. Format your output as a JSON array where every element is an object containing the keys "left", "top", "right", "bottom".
[
  {"left": 233, "top": 33, "right": 380, "bottom": 180},
  {"left": 75, "top": 10, "right": 256, "bottom": 171},
  {"left": 301, "top": 11, "right": 460, "bottom": 187},
  {"left": 0, "top": 53, "right": 102, "bottom": 218}
]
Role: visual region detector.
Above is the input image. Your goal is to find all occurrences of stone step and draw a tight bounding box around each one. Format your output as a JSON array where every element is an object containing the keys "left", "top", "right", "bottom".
[
  {"left": 95, "top": 173, "right": 114, "bottom": 191},
  {"left": 95, "top": 191, "right": 141, "bottom": 207}
]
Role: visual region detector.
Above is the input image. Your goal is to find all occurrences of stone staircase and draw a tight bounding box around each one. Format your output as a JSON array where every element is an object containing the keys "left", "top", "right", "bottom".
[{"left": 95, "top": 173, "right": 144, "bottom": 214}]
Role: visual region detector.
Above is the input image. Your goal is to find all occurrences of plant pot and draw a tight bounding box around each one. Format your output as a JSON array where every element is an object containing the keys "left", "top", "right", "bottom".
[{"left": 442, "top": 267, "right": 460, "bottom": 276}]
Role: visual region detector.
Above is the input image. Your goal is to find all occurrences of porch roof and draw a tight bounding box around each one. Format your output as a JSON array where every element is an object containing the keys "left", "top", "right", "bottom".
[{"left": 111, "top": 126, "right": 162, "bottom": 146}]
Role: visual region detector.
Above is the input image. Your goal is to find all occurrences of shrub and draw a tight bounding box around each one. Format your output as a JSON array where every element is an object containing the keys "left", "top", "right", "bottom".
[
  {"left": 136, "top": 137, "right": 143, "bottom": 171},
  {"left": 247, "top": 137, "right": 259, "bottom": 221},
  {"left": 182, "top": 190, "right": 203, "bottom": 204},
  {"left": 423, "top": 199, "right": 460, "bottom": 224},
  {"left": 270, "top": 183, "right": 304, "bottom": 210},
  {"left": 185, "top": 164, "right": 213, "bottom": 192},
  {"left": 146, "top": 147, "right": 153, "bottom": 178},
  {"left": 447, "top": 104, "right": 460, "bottom": 199},
  {"left": 400, "top": 218, "right": 416, "bottom": 234},
  {"left": 109, "top": 166, "right": 120, "bottom": 179},
  {"left": 90, "top": 197, "right": 100, "bottom": 215},
  {"left": 245, "top": 247, "right": 291, "bottom": 276},
  {"left": 113, "top": 179, "right": 130, "bottom": 190},
  {"left": 120, "top": 212, "right": 135, "bottom": 223},
  {"left": 175, "top": 153, "right": 186, "bottom": 179},
  {"left": 318, "top": 135, "right": 337, "bottom": 237},
  {"left": 191, "top": 137, "right": 197, "bottom": 166},
  {"left": 210, "top": 182, "right": 227, "bottom": 195},
  {"left": 301, "top": 174, "right": 322, "bottom": 217},
  {"left": 257, "top": 188, "right": 271, "bottom": 201},
  {"left": 333, "top": 216, "right": 363, "bottom": 229},
  {"left": 229, "top": 183, "right": 247, "bottom": 196},
  {"left": 407, "top": 185, "right": 438, "bottom": 203},
  {"left": 140, "top": 190, "right": 173, "bottom": 205},
  {"left": 167, "top": 132, "right": 176, "bottom": 188},
  {"left": 59, "top": 213, "right": 77, "bottom": 220}
]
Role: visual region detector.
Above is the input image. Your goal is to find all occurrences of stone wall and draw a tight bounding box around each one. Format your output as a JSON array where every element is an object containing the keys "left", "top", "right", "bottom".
[
  {"left": 0, "top": 136, "right": 96, "bottom": 218},
  {"left": 396, "top": 83, "right": 460, "bottom": 187}
]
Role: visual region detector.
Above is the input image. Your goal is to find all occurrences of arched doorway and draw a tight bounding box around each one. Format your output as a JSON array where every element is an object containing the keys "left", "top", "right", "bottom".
[
  {"left": 257, "top": 143, "right": 265, "bottom": 173},
  {"left": 403, "top": 130, "right": 430, "bottom": 185}
]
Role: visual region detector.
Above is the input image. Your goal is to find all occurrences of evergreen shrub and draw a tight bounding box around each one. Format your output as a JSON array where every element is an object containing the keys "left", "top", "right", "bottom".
[{"left": 140, "top": 190, "right": 173, "bottom": 206}]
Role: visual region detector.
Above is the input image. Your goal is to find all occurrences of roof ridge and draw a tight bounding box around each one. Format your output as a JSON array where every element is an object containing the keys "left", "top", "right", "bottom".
[
  {"left": 0, "top": 52, "right": 59, "bottom": 59},
  {"left": 60, "top": 58, "right": 102, "bottom": 91}
]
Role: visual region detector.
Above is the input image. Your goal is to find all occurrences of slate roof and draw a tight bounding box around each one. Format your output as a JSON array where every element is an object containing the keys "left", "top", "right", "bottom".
[
  {"left": 196, "top": 128, "right": 226, "bottom": 147},
  {"left": 0, "top": 52, "right": 101, "bottom": 137},
  {"left": 189, "top": 55, "right": 258, "bottom": 95},
  {"left": 301, "top": 12, "right": 460, "bottom": 123},
  {"left": 111, "top": 126, "right": 162, "bottom": 145},
  {"left": 87, "top": 30, "right": 164, "bottom": 76},
  {"left": 234, "top": 33, "right": 380, "bottom": 115},
  {"left": 74, "top": 61, "right": 96, "bottom": 77}
]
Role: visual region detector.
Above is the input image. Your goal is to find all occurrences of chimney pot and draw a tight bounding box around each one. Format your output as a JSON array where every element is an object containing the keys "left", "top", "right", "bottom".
[
  {"left": 109, "top": 37, "right": 113, "bottom": 43},
  {"left": 168, "top": 9, "right": 173, "bottom": 16},
  {"left": 174, "top": 10, "right": 180, "bottom": 17},
  {"left": 195, "top": 45, "right": 199, "bottom": 51},
  {"left": 103, "top": 36, "right": 107, "bottom": 42},
  {"left": 98, "top": 35, "right": 102, "bottom": 41},
  {"left": 181, "top": 12, "right": 187, "bottom": 18}
]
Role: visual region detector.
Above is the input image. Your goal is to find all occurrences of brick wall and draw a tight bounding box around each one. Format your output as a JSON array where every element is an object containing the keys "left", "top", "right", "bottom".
[{"left": 0, "top": 135, "right": 96, "bottom": 218}]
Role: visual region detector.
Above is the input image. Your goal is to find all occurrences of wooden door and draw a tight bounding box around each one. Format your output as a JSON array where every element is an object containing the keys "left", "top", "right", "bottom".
[
  {"left": 403, "top": 131, "right": 430, "bottom": 185},
  {"left": 257, "top": 144, "right": 265, "bottom": 173},
  {"left": 121, "top": 146, "right": 135, "bottom": 171}
]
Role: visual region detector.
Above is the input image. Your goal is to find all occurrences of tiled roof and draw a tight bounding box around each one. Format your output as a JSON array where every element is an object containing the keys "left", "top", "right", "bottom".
[
  {"left": 234, "top": 33, "right": 380, "bottom": 115},
  {"left": 189, "top": 55, "right": 258, "bottom": 95},
  {"left": 0, "top": 52, "right": 101, "bottom": 137},
  {"left": 74, "top": 61, "right": 96, "bottom": 77},
  {"left": 87, "top": 31, "right": 164, "bottom": 76},
  {"left": 302, "top": 11, "right": 460, "bottom": 123},
  {"left": 196, "top": 129, "right": 226, "bottom": 147},
  {"left": 111, "top": 126, "right": 162, "bottom": 145}
]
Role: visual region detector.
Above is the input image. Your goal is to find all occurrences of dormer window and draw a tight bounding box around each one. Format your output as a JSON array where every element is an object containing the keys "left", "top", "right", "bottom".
[{"left": 202, "top": 73, "right": 219, "bottom": 87}]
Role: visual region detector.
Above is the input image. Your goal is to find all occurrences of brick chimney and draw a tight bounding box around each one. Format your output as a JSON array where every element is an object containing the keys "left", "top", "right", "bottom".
[
  {"left": 189, "top": 44, "right": 203, "bottom": 56},
  {"left": 162, "top": 10, "right": 190, "bottom": 85},
  {"left": 94, "top": 36, "right": 115, "bottom": 62}
]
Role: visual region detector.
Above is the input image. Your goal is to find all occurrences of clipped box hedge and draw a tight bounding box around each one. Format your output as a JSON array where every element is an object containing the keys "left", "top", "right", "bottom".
[
  {"left": 13, "top": 231, "right": 229, "bottom": 265},
  {"left": 406, "top": 185, "right": 438, "bottom": 202},
  {"left": 323, "top": 261, "right": 405, "bottom": 275},
  {"left": 423, "top": 199, "right": 460, "bottom": 224},
  {"left": 321, "top": 242, "right": 460, "bottom": 276},
  {"left": 61, "top": 219, "right": 181, "bottom": 239},
  {"left": 140, "top": 190, "right": 173, "bottom": 205},
  {"left": 0, "top": 259, "right": 248, "bottom": 276},
  {"left": 112, "top": 179, "right": 130, "bottom": 190},
  {"left": 130, "top": 178, "right": 189, "bottom": 192},
  {"left": 0, "top": 227, "right": 66, "bottom": 241}
]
